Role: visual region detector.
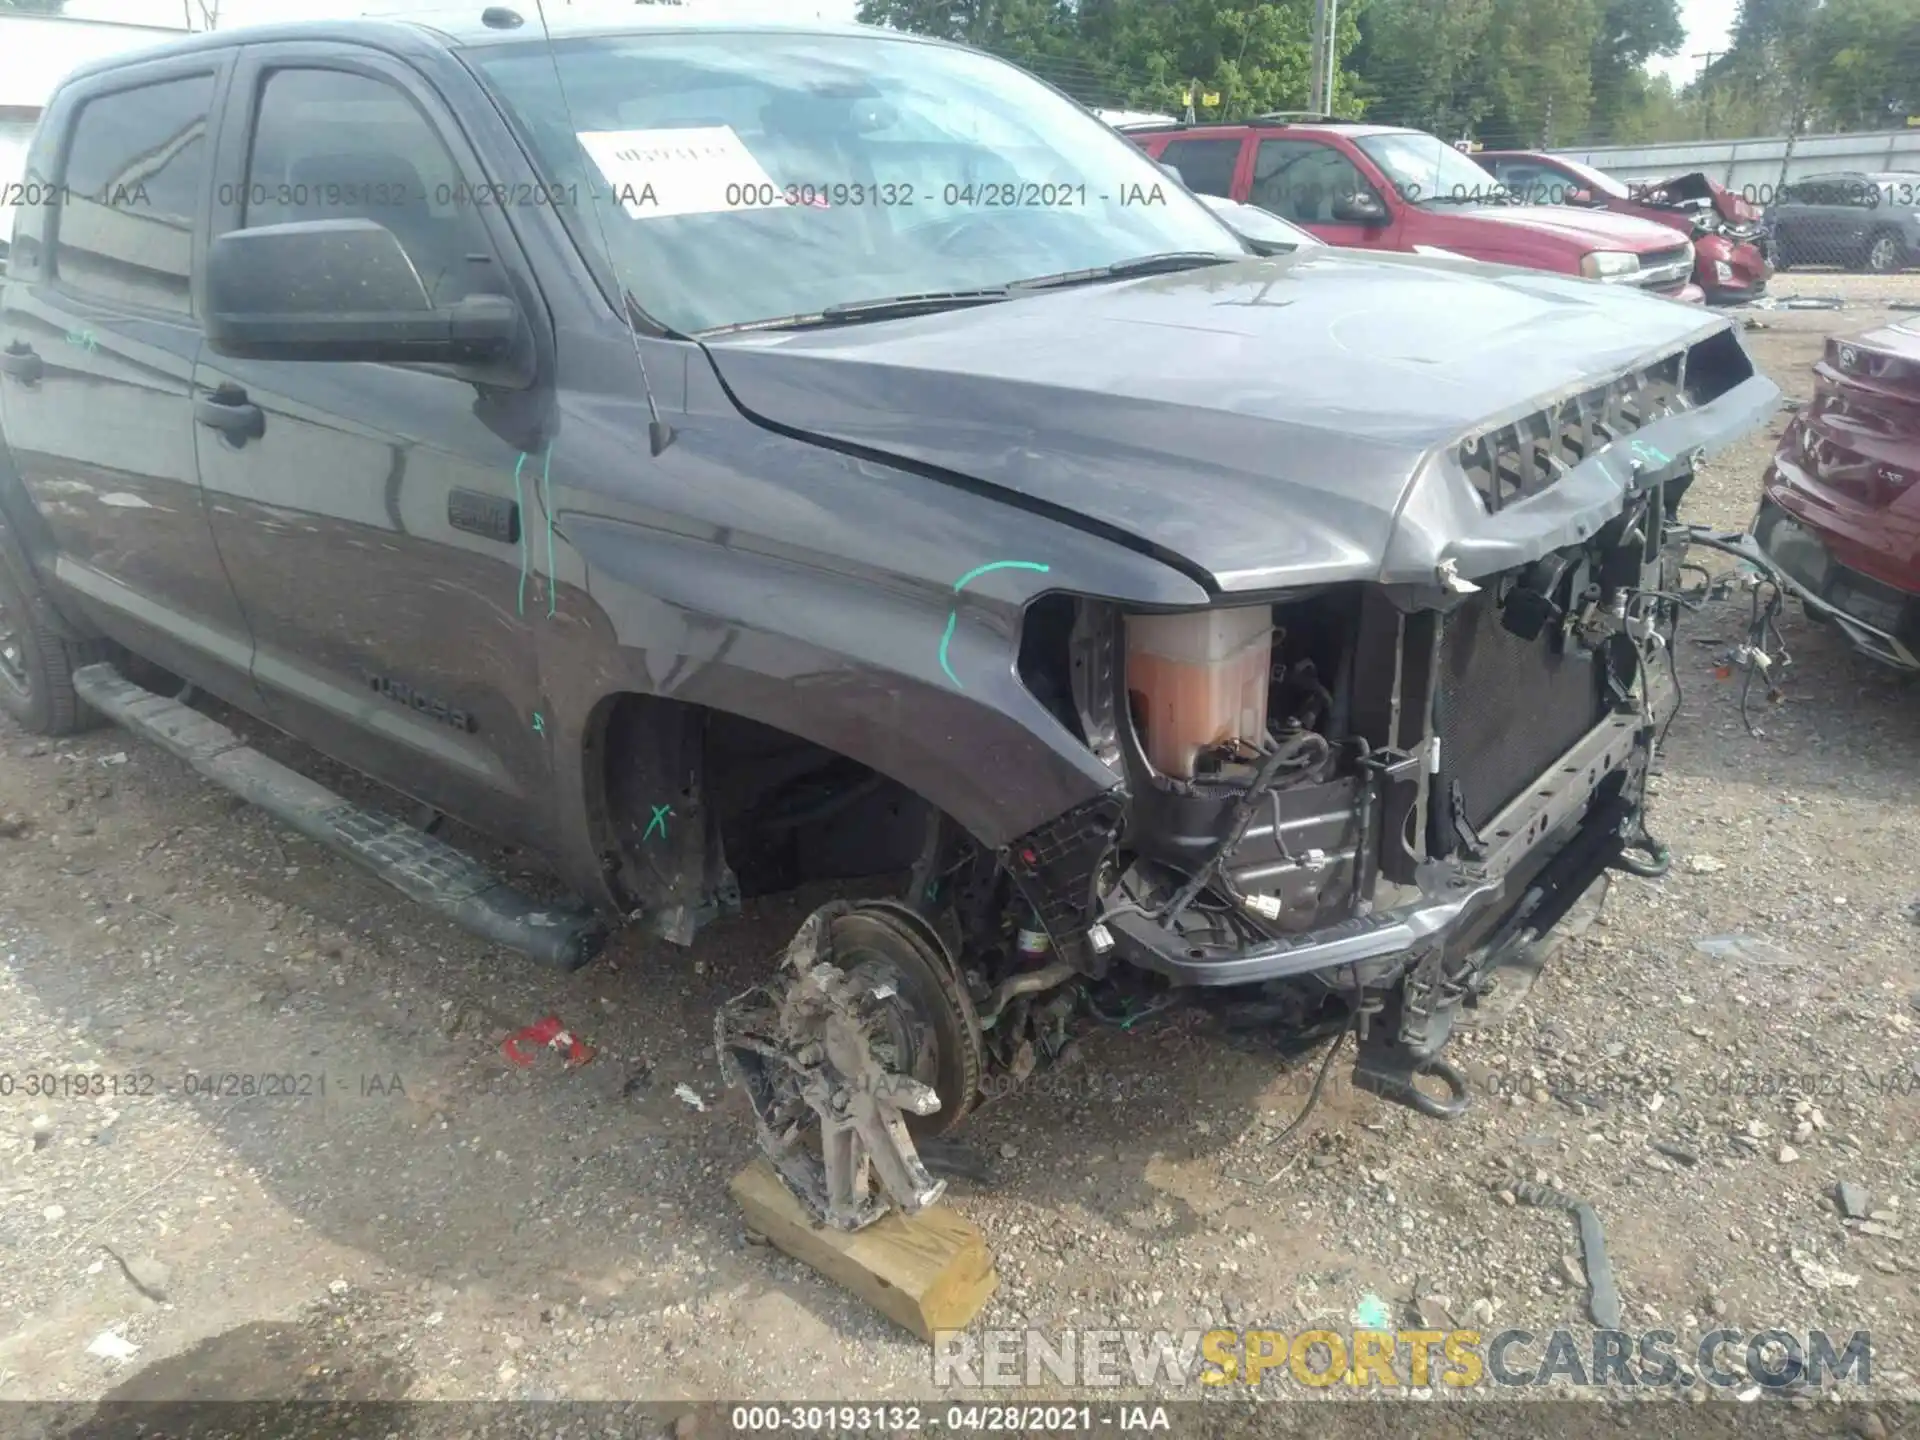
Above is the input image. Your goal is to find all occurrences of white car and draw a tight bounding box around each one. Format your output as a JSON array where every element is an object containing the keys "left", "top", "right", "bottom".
[{"left": 1197, "top": 193, "right": 1323, "bottom": 253}]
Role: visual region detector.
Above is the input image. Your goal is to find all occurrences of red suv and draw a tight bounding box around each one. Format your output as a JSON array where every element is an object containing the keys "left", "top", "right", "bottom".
[{"left": 1127, "top": 118, "right": 1704, "bottom": 302}]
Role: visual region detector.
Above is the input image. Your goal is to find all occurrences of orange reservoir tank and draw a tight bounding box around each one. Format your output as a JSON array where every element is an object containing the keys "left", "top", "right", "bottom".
[{"left": 1125, "top": 606, "right": 1273, "bottom": 779}]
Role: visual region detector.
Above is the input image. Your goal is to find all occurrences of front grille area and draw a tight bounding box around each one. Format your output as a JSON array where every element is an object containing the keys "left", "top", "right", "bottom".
[
  {"left": 1632, "top": 244, "right": 1695, "bottom": 290},
  {"left": 1455, "top": 349, "right": 1690, "bottom": 512},
  {"left": 1433, "top": 590, "right": 1605, "bottom": 831}
]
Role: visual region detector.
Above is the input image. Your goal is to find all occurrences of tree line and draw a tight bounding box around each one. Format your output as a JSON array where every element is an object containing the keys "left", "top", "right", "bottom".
[{"left": 855, "top": 0, "right": 1920, "bottom": 147}]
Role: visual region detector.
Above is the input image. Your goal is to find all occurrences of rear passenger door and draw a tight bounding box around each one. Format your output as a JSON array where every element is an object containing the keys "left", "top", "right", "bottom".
[
  {"left": 1779, "top": 177, "right": 1865, "bottom": 266},
  {"left": 192, "top": 44, "right": 556, "bottom": 843},
  {"left": 0, "top": 55, "right": 258, "bottom": 701},
  {"left": 1794, "top": 180, "right": 1854, "bottom": 265}
]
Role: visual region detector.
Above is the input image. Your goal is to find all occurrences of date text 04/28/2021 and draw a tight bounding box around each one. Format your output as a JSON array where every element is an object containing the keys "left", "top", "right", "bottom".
[
  {"left": 727, "top": 1405, "right": 1171, "bottom": 1433},
  {"left": 0, "top": 1071, "right": 404, "bottom": 1100}
]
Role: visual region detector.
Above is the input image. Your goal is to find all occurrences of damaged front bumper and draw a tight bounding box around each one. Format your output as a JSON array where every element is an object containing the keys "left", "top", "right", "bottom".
[
  {"left": 1750, "top": 496, "right": 1920, "bottom": 673},
  {"left": 997, "top": 521, "right": 1702, "bottom": 1127},
  {"left": 1103, "top": 702, "right": 1656, "bottom": 988}
]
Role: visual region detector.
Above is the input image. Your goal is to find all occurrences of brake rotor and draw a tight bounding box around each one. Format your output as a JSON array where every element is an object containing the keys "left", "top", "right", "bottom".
[{"left": 716, "top": 899, "right": 984, "bottom": 1231}]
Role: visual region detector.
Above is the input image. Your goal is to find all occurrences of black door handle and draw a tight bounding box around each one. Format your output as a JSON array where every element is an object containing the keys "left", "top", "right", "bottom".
[
  {"left": 195, "top": 384, "right": 265, "bottom": 442},
  {"left": 0, "top": 342, "right": 41, "bottom": 385}
]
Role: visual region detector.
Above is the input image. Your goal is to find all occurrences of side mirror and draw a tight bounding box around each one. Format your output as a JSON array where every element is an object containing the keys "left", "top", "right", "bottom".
[
  {"left": 204, "top": 218, "right": 517, "bottom": 365},
  {"left": 1566, "top": 187, "right": 1596, "bottom": 206},
  {"left": 1332, "top": 189, "right": 1388, "bottom": 225}
]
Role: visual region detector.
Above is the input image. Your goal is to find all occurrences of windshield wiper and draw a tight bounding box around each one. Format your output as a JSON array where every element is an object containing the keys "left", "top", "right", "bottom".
[
  {"left": 1011, "top": 251, "right": 1241, "bottom": 291},
  {"left": 696, "top": 254, "right": 1239, "bottom": 337},
  {"left": 821, "top": 289, "right": 1014, "bottom": 322},
  {"left": 710, "top": 288, "right": 1014, "bottom": 335}
]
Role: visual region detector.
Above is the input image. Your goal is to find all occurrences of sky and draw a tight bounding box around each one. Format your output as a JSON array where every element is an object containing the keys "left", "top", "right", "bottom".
[
  {"left": 1650, "top": 0, "right": 1740, "bottom": 84},
  {"left": 67, "top": 0, "right": 1730, "bottom": 80}
]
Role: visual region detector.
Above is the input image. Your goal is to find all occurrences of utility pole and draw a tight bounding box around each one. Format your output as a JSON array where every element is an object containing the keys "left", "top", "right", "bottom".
[
  {"left": 1693, "top": 50, "right": 1722, "bottom": 137},
  {"left": 1322, "top": 0, "right": 1339, "bottom": 114},
  {"left": 1308, "top": 0, "right": 1330, "bottom": 113},
  {"left": 1776, "top": 85, "right": 1810, "bottom": 207}
]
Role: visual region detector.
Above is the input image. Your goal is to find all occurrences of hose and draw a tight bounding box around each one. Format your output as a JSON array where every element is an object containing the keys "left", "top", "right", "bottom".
[{"left": 1265, "top": 1020, "right": 1352, "bottom": 1151}]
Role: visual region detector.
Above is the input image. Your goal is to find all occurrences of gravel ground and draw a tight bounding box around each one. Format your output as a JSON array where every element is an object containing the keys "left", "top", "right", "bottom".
[{"left": 0, "top": 270, "right": 1916, "bottom": 1426}]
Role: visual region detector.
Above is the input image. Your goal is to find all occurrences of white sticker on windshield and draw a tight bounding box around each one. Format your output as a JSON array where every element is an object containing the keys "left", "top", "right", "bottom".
[{"left": 577, "top": 126, "right": 786, "bottom": 219}]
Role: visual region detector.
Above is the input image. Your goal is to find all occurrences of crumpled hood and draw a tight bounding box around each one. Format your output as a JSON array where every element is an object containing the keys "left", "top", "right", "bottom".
[
  {"left": 1455, "top": 204, "right": 1688, "bottom": 251},
  {"left": 704, "top": 247, "right": 1772, "bottom": 592},
  {"left": 1646, "top": 172, "right": 1762, "bottom": 226}
]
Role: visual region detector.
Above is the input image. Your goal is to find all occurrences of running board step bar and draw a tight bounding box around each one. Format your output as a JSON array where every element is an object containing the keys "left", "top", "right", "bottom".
[{"left": 72, "top": 664, "right": 607, "bottom": 970}]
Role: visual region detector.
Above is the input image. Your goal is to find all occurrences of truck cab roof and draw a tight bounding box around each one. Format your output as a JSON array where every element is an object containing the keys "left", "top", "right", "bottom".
[{"left": 56, "top": 7, "right": 896, "bottom": 87}]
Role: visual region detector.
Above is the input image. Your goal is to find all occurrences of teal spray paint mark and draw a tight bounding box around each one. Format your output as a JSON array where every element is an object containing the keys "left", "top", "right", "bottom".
[
  {"left": 1630, "top": 439, "right": 1671, "bottom": 468},
  {"left": 510, "top": 444, "right": 558, "bottom": 619},
  {"left": 951, "top": 559, "right": 1053, "bottom": 593},
  {"left": 511, "top": 451, "right": 531, "bottom": 617},
  {"left": 938, "top": 559, "right": 1052, "bottom": 690},
  {"left": 538, "top": 441, "right": 557, "bottom": 618},
  {"left": 1354, "top": 1294, "right": 1393, "bottom": 1330},
  {"left": 531, "top": 711, "right": 545, "bottom": 735},
  {"left": 65, "top": 328, "right": 98, "bottom": 354},
  {"left": 937, "top": 612, "right": 961, "bottom": 686},
  {"left": 643, "top": 804, "right": 672, "bottom": 842}
]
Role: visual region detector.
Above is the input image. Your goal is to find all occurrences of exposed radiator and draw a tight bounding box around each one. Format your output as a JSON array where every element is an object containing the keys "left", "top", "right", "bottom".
[{"left": 1433, "top": 590, "right": 1605, "bottom": 832}]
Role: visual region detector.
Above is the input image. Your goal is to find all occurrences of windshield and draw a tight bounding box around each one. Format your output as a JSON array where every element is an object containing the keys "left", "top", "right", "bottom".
[
  {"left": 468, "top": 31, "right": 1244, "bottom": 333},
  {"left": 1555, "top": 156, "right": 1631, "bottom": 200},
  {"left": 1357, "top": 132, "right": 1512, "bottom": 205}
]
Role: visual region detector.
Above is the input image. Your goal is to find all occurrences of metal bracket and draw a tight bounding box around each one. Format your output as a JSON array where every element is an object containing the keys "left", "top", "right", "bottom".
[
  {"left": 1350, "top": 960, "right": 1472, "bottom": 1120},
  {"left": 1447, "top": 779, "right": 1487, "bottom": 859}
]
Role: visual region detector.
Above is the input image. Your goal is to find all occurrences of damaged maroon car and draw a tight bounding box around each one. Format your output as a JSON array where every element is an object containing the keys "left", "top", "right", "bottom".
[
  {"left": 1749, "top": 315, "right": 1920, "bottom": 670},
  {"left": 1477, "top": 152, "right": 1770, "bottom": 305}
]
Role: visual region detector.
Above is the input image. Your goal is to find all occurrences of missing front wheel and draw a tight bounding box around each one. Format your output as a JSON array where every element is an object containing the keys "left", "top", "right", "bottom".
[{"left": 715, "top": 899, "right": 984, "bottom": 1231}]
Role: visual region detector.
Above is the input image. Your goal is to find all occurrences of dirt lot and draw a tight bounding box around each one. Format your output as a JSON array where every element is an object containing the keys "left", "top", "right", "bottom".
[{"left": 1, "top": 271, "right": 1917, "bottom": 1423}]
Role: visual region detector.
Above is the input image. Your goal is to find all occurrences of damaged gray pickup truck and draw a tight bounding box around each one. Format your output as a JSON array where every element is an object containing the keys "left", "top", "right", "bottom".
[{"left": 0, "top": 11, "right": 1778, "bottom": 1232}]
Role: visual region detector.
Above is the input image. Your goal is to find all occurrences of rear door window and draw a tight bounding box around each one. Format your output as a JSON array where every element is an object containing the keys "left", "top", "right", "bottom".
[
  {"left": 1491, "top": 162, "right": 1557, "bottom": 203},
  {"left": 1157, "top": 138, "right": 1241, "bottom": 197},
  {"left": 1512, "top": 165, "right": 1577, "bottom": 204},
  {"left": 54, "top": 74, "right": 217, "bottom": 315}
]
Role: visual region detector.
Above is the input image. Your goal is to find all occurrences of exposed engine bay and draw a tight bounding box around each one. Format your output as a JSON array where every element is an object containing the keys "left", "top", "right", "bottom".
[
  {"left": 705, "top": 303, "right": 1794, "bottom": 1233},
  {"left": 715, "top": 464, "right": 1765, "bottom": 1230}
]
